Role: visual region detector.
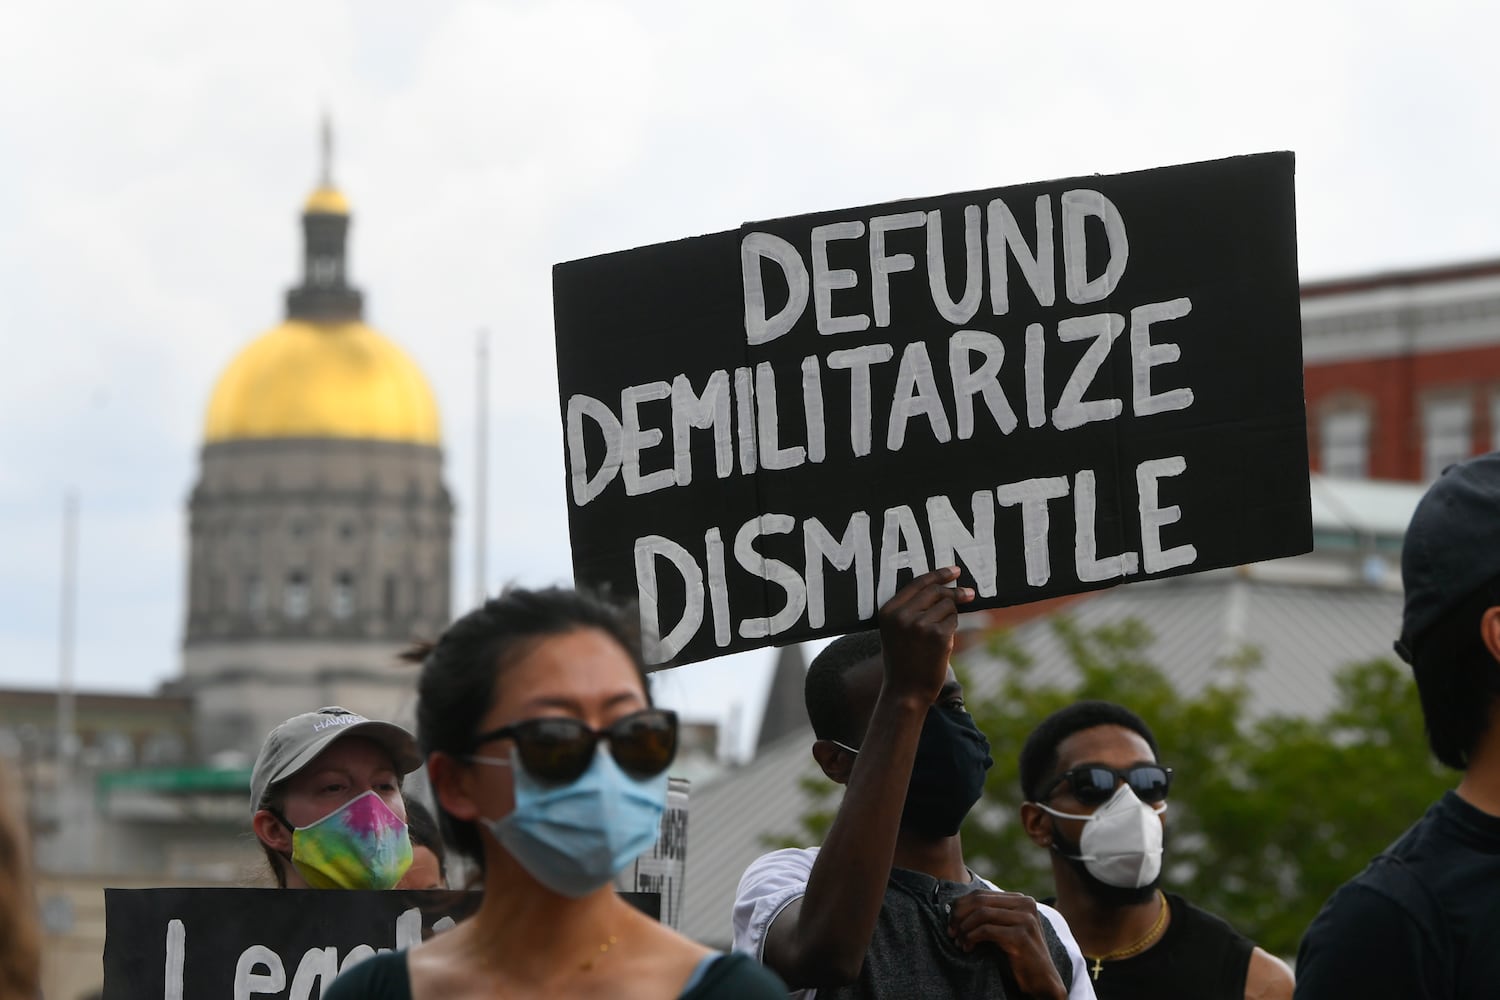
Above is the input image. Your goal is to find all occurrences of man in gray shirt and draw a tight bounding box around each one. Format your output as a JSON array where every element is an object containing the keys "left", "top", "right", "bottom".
[{"left": 734, "top": 567, "right": 1093, "bottom": 999}]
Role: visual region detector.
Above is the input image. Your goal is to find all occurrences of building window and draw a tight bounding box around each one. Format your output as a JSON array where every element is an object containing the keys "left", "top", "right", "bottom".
[
  {"left": 332, "top": 572, "right": 356, "bottom": 620},
  {"left": 142, "top": 732, "right": 185, "bottom": 767},
  {"left": 311, "top": 255, "right": 339, "bottom": 285},
  {"left": 284, "top": 571, "right": 310, "bottom": 620},
  {"left": 1321, "top": 408, "right": 1370, "bottom": 479},
  {"left": 245, "top": 574, "right": 264, "bottom": 616},
  {"left": 1423, "top": 395, "right": 1472, "bottom": 481},
  {"left": 97, "top": 730, "right": 134, "bottom": 768}
]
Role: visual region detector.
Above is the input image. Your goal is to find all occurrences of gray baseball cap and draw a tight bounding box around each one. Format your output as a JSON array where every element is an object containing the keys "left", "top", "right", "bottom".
[{"left": 249, "top": 706, "right": 422, "bottom": 813}]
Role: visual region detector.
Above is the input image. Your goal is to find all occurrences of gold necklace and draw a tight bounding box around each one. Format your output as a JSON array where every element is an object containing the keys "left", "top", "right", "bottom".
[
  {"left": 473, "top": 931, "right": 620, "bottom": 976},
  {"left": 579, "top": 934, "right": 619, "bottom": 972},
  {"left": 1084, "top": 891, "right": 1169, "bottom": 982}
]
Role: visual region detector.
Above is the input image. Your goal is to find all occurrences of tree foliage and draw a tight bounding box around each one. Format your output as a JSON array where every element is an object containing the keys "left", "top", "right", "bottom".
[{"left": 780, "top": 615, "right": 1453, "bottom": 957}]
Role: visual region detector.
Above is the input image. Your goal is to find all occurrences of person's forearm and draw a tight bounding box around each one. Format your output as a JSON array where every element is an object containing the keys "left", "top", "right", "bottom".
[{"left": 784, "top": 690, "right": 926, "bottom": 984}]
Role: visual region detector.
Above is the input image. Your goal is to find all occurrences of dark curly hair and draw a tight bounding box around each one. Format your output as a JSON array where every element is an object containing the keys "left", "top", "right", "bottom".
[
  {"left": 1019, "top": 700, "right": 1159, "bottom": 801},
  {"left": 804, "top": 630, "right": 884, "bottom": 744}
]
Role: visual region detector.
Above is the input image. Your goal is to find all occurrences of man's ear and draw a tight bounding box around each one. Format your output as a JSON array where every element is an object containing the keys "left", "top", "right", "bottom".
[
  {"left": 429, "top": 751, "right": 479, "bottom": 822},
  {"left": 1019, "top": 801, "right": 1053, "bottom": 848},
  {"left": 252, "top": 809, "right": 292, "bottom": 853},
  {"left": 1480, "top": 606, "right": 1500, "bottom": 664},
  {"left": 811, "top": 740, "right": 855, "bottom": 785}
]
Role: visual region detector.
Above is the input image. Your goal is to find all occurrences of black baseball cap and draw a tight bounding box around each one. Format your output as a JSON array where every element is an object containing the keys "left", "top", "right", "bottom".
[{"left": 1398, "top": 452, "right": 1500, "bottom": 659}]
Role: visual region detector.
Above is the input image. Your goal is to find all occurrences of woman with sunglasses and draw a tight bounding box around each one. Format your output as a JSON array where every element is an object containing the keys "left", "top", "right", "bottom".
[{"left": 324, "top": 586, "right": 787, "bottom": 999}]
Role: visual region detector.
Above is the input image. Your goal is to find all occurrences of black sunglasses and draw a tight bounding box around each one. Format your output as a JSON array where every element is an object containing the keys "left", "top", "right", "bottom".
[
  {"left": 1041, "top": 764, "right": 1173, "bottom": 807},
  {"left": 469, "top": 708, "right": 679, "bottom": 785}
]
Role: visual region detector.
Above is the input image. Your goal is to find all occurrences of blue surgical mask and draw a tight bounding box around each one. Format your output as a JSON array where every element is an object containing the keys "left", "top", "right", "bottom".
[{"left": 473, "top": 745, "right": 667, "bottom": 898}]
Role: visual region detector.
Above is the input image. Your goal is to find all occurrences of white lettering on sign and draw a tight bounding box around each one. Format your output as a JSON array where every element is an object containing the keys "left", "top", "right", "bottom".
[
  {"left": 995, "top": 476, "right": 1071, "bottom": 588},
  {"left": 671, "top": 371, "right": 733, "bottom": 487},
  {"left": 233, "top": 945, "right": 284, "bottom": 998},
  {"left": 734, "top": 514, "right": 807, "bottom": 641},
  {"left": 1131, "top": 297, "right": 1194, "bottom": 416},
  {"left": 564, "top": 295, "right": 1196, "bottom": 508},
  {"left": 1061, "top": 189, "right": 1129, "bottom": 304},
  {"left": 162, "top": 905, "right": 454, "bottom": 1000},
  {"left": 949, "top": 330, "right": 1017, "bottom": 440},
  {"left": 804, "top": 513, "right": 874, "bottom": 629},
  {"left": 927, "top": 205, "right": 983, "bottom": 325},
  {"left": 989, "top": 194, "right": 1055, "bottom": 315},
  {"left": 736, "top": 190, "right": 1122, "bottom": 341},
  {"left": 1052, "top": 313, "right": 1125, "bottom": 432},
  {"left": 621, "top": 381, "right": 674, "bottom": 496},
  {"left": 165, "top": 919, "right": 185, "bottom": 1000},
  {"left": 826, "top": 342, "right": 895, "bottom": 458},
  {"left": 555, "top": 173, "right": 1273, "bottom": 667},
  {"left": 741, "top": 231, "right": 810, "bottom": 346},
  {"left": 1138, "top": 456, "right": 1198, "bottom": 573},
  {"left": 870, "top": 211, "right": 926, "bottom": 328},
  {"left": 633, "top": 457, "right": 1197, "bottom": 662},
  {"left": 812, "top": 220, "right": 871, "bottom": 336}
]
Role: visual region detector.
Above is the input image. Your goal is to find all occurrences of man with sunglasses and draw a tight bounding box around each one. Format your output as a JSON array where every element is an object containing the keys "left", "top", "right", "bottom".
[
  {"left": 733, "top": 567, "right": 1095, "bottom": 999},
  {"left": 1019, "top": 701, "right": 1292, "bottom": 999},
  {"left": 1295, "top": 454, "right": 1500, "bottom": 1000}
]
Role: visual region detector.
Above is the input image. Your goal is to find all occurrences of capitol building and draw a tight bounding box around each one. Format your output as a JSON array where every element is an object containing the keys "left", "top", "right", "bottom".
[{"left": 1, "top": 129, "right": 453, "bottom": 999}]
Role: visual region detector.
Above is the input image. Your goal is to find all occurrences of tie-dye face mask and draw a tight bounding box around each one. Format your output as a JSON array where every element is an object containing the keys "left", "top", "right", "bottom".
[{"left": 284, "top": 790, "right": 413, "bottom": 890}]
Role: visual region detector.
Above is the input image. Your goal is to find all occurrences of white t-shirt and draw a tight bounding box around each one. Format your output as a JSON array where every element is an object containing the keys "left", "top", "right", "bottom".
[{"left": 733, "top": 847, "right": 1096, "bottom": 1000}]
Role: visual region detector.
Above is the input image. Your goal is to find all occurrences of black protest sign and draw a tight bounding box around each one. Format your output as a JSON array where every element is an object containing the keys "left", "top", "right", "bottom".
[
  {"left": 102, "top": 887, "right": 660, "bottom": 999},
  {"left": 554, "top": 153, "right": 1309, "bottom": 667}
]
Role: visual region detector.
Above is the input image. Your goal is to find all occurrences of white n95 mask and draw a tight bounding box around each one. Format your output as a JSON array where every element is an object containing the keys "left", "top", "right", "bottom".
[{"left": 1036, "top": 783, "right": 1166, "bottom": 888}]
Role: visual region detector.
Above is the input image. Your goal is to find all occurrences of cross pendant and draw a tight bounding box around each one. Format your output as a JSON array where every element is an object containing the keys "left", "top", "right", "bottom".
[{"left": 1090, "top": 957, "right": 1104, "bottom": 981}]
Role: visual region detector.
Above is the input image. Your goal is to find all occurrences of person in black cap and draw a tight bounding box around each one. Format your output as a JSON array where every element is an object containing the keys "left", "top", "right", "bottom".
[
  {"left": 1294, "top": 453, "right": 1500, "bottom": 999},
  {"left": 250, "top": 706, "right": 423, "bottom": 890}
]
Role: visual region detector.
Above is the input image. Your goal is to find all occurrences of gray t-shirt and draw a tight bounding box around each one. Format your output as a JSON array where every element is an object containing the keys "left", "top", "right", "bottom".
[{"left": 734, "top": 847, "right": 1095, "bottom": 999}]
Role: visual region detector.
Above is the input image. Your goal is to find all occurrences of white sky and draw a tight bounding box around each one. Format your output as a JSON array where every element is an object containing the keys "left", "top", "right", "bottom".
[{"left": 2, "top": 0, "right": 1497, "bottom": 758}]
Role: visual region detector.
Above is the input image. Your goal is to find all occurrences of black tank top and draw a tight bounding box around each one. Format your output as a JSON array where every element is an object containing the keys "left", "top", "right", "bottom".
[{"left": 1084, "top": 892, "right": 1253, "bottom": 1000}]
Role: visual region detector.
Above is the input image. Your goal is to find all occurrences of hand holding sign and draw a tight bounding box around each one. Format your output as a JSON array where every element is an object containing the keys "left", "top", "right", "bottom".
[{"left": 878, "top": 567, "right": 973, "bottom": 705}]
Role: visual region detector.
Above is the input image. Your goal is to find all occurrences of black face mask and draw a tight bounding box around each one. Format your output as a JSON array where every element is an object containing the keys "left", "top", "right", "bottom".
[{"left": 899, "top": 705, "right": 994, "bottom": 837}]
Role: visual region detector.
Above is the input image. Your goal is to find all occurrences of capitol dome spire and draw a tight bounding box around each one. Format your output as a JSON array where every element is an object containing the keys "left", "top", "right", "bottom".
[{"left": 289, "top": 116, "right": 361, "bottom": 322}]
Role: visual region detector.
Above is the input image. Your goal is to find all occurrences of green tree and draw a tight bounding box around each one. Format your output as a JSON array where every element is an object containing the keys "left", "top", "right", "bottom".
[{"left": 777, "top": 615, "right": 1453, "bottom": 957}]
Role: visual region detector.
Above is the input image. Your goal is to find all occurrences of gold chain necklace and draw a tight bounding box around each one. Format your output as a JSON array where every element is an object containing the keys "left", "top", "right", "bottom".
[
  {"left": 578, "top": 934, "right": 620, "bottom": 971},
  {"left": 473, "top": 931, "right": 621, "bottom": 977},
  {"left": 1084, "top": 890, "right": 1169, "bottom": 982}
]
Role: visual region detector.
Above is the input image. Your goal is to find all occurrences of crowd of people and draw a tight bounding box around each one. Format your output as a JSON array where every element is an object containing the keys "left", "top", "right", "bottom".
[{"left": 7, "top": 455, "right": 1500, "bottom": 997}]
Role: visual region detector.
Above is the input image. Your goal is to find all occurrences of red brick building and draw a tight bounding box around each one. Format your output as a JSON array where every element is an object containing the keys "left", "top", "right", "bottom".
[{"left": 1303, "top": 258, "right": 1500, "bottom": 482}]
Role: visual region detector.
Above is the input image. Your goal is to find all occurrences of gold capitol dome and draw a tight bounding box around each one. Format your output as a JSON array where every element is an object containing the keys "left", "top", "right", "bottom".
[{"left": 204, "top": 122, "right": 440, "bottom": 447}]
